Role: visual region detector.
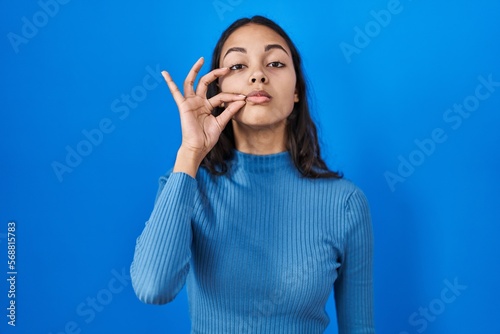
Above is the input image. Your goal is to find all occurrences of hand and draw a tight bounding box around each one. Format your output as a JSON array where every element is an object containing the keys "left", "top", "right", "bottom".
[{"left": 162, "top": 57, "right": 246, "bottom": 176}]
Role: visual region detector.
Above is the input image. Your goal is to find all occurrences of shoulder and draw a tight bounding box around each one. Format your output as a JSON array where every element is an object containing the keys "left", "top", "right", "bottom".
[
  {"left": 311, "top": 177, "right": 368, "bottom": 206},
  {"left": 328, "top": 177, "right": 362, "bottom": 195},
  {"left": 316, "top": 178, "right": 371, "bottom": 232},
  {"left": 335, "top": 180, "right": 371, "bottom": 236},
  {"left": 336, "top": 178, "right": 369, "bottom": 211}
]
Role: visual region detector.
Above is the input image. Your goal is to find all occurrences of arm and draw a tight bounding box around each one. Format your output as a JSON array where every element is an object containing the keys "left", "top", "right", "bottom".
[
  {"left": 130, "top": 172, "right": 196, "bottom": 304},
  {"left": 130, "top": 57, "right": 245, "bottom": 304},
  {"left": 334, "top": 189, "right": 375, "bottom": 333}
]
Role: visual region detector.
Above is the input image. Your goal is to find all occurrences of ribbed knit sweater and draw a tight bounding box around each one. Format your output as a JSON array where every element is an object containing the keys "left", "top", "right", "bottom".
[{"left": 131, "top": 150, "right": 374, "bottom": 333}]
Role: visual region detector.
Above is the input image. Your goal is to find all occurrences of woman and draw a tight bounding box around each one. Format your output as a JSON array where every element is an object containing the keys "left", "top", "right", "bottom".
[{"left": 131, "top": 15, "right": 375, "bottom": 333}]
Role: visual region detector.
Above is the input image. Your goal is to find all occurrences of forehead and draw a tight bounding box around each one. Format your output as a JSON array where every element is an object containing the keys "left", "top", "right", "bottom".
[{"left": 221, "top": 23, "right": 292, "bottom": 55}]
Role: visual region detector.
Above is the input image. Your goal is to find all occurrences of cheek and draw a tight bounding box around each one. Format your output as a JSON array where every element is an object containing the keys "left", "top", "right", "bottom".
[
  {"left": 218, "top": 76, "right": 226, "bottom": 89},
  {"left": 284, "top": 79, "right": 297, "bottom": 102},
  {"left": 218, "top": 76, "right": 239, "bottom": 93},
  {"left": 282, "top": 69, "right": 297, "bottom": 97}
]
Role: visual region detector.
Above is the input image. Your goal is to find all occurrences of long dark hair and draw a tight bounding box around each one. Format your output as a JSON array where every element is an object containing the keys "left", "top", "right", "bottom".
[{"left": 202, "top": 15, "right": 341, "bottom": 179}]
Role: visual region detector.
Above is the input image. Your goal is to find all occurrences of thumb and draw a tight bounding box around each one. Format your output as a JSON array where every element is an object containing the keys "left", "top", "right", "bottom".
[{"left": 215, "top": 100, "right": 246, "bottom": 129}]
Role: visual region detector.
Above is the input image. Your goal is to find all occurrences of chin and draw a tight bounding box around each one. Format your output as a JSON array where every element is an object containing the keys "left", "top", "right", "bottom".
[
  {"left": 233, "top": 116, "right": 286, "bottom": 130},
  {"left": 233, "top": 105, "right": 269, "bottom": 124},
  {"left": 232, "top": 104, "right": 291, "bottom": 128}
]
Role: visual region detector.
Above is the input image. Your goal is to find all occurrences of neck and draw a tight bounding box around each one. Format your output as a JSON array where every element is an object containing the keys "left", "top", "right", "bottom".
[{"left": 232, "top": 121, "right": 287, "bottom": 155}]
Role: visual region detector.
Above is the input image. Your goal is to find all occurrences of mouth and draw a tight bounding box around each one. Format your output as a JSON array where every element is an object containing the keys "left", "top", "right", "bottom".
[{"left": 245, "top": 90, "right": 272, "bottom": 104}]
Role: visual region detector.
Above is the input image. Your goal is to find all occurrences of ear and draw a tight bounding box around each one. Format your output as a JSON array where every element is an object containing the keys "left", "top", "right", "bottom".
[{"left": 294, "top": 88, "right": 299, "bottom": 103}]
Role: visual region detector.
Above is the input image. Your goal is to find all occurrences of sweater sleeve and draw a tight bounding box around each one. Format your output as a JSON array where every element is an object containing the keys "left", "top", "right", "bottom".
[
  {"left": 334, "top": 188, "right": 375, "bottom": 333},
  {"left": 130, "top": 172, "right": 196, "bottom": 305}
]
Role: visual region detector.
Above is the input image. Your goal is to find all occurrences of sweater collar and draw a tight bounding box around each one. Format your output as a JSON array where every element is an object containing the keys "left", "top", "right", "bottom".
[{"left": 230, "top": 150, "right": 293, "bottom": 174}]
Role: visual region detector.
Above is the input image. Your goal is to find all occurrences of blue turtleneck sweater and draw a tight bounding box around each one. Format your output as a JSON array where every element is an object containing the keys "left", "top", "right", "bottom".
[{"left": 131, "top": 151, "right": 374, "bottom": 333}]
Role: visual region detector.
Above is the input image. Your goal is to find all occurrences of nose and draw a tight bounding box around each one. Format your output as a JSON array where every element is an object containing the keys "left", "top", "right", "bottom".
[
  {"left": 251, "top": 76, "right": 266, "bottom": 83},
  {"left": 249, "top": 69, "right": 267, "bottom": 84}
]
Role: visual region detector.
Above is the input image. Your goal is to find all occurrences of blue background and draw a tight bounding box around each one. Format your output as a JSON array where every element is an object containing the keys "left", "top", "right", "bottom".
[{"left": 1, "top": 0, "right": 499, "bottom": 333}]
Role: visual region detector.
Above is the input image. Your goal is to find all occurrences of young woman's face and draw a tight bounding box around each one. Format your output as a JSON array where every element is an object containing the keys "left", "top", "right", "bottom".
[{"left": 218, "top": 23, "right": 298, "bottom": 129}]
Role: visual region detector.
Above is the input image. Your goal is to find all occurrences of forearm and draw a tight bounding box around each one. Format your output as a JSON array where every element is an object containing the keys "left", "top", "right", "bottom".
[
  {"left": 130, "top": 172, "right": 196, "bottom": 304},
  {"left": 173, "top": 146, "right": 205, "bottom": 178}
]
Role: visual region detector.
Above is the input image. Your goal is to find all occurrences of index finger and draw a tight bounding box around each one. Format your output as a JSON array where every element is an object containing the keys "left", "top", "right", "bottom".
[{"left": 195, "top": 67, "right": 230, "bottom": 97}]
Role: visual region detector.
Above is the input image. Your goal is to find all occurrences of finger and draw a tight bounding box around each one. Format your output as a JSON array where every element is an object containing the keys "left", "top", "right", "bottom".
[
  {"left": 183, "top": 57, "right": 205, "bottom": 97},
  {"left": 162, "top": 71, "right": 185, "bottom": 106},
  {"left": 195, "top": 67, "right": 230, "bottom": 96},
  {"left": 207, "top": 92, "right": 246, "bottom": 109},
  {"left": 215, "top": 100, "right": 246, "bottom": 129}
]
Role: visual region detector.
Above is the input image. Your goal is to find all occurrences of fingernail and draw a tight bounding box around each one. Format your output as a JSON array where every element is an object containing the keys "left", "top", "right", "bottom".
[{"left": 238, "top": 94, "right": 246, "bottom": 97}]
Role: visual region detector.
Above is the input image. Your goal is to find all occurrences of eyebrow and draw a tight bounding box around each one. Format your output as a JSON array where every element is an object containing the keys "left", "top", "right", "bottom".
[
  {"left": 265, "top": 44, "right": 289, "bottom": 55},
  {"left": 223, "top": 44, "right": 289, "bottom": 60}
]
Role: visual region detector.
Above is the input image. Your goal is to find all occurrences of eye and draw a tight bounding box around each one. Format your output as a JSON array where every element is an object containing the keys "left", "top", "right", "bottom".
[
  {"left": 229, "top": 64, "right": 246, "bottom": 70},
  {"left": 268, "top": 61, "right": 285, "bottom": 68}
]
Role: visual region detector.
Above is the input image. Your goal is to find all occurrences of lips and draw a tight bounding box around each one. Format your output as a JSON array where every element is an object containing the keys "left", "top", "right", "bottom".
[{"left": 245, "top": 90, "right": 272, "bottom": 104}]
